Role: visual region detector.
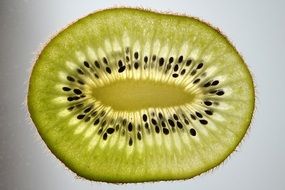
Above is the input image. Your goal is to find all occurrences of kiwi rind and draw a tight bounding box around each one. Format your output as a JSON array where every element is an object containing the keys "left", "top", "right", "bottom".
[{"left": 28, "top": 7, "right": 255, "bottom": 183}]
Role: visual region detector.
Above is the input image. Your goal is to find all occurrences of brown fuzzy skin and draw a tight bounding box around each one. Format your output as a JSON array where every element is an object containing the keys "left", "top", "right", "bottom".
[{"left": 27, "top": 7, "right": 256, "bottom": 184}]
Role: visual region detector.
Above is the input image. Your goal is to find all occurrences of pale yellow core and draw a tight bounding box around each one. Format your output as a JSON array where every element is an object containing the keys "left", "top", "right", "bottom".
[{"left": 91, "top": 80, "right": 196, "bottom": 111}]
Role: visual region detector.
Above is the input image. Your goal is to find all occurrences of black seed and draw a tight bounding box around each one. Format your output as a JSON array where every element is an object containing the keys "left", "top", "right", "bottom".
[
  {"left": 94, "top": 73, "right": 99, "bottom": 79},
  {"left": 129, "top": 138, "right": 133, "bottom": 146},
  {"left": 151, "top": 112, "right": 155, "bottom": 117},
  {"left": 118, "top": 60, "right": 123, "bottom": 67},
  {"left": 190, "top": 114, "right": 196, "bottom": 120},
  {"left": 169, "top": 57, "right": 174, "bottom": 64},
  {"left": 151, "top": 119, "right": 157, "bottom": 125},
  {"left": 73, "top": 96, "right": 80, "bottom": 100},
  {"left": 62, "top": 87, "right": 71, "bottom": 91},
  {"left": 77, "top": 114, "right": 85, "bottom": 120},
  {"left": 72, "top": 96, "right": 80, "bottom": 101},
  {"left": 122, "top": 119, "right": 127, "bottom": 126},
  {"left": 128, "top": 64, "right": 131, "bottom": 70},
  {"left": 84, "top": 107, "right": 92, "bottom": 113},
  {"left": 67, "top": 76, "right": 75, "bottom": 82},
  {"left": 107, "top": 128, "right": 115, "bottom": 134},
  {"left": 106, "top": 67, "right": 111, "bottom": 74},
  {"left": 115, "top": 124, "right": 120, "bottom": 131},
  {"left": 85, "top": 117, "right": 90, "bottom": 122},
  {"left": 190, "top": 128, "right": 196, "bottom": 136},
  {"left": 199, "top": 119, "right": 208, "bottom": 125},
  {"left": 155, "top": 126, "right": 160, "bottom": 133},
  {"left": 163, "top": 64, "right": 171, "bottom": 72},
  {"left": 168, "top": 119, "right": 175, "bottom": 127},
  {"left": 197, "top": 63, "right": 204, "bottom": 69},
  {"left": 144, "top": 56, "right": 148, "bottom": 63},
  {"left": 80, "top": 94, "right": 86, "bottom": 98},
  {"left": 159, "top": 58, "right": 164, "bottom": 66},
  {"left": 101, "top": 120, "right": 107, "bottom": 127},
  {"left": 161, "top": 121, "right": 166, "bottom": 128},
  {"left": 98, "top": 128, "right": 103, "bottom": 135},
  {"left": 193, "top": 78, "right": 200, "bottom": 84},
  {"left": 190, "top": 70, "right": 197, "bottom": 76},
  {"left": 103, "top": 57, "right": 108, "bottom": 65},
  {"left": 186, "top": 59, "right": 192, "bottom": 66},
  {"left": 103, "top": 133, "right": 107, "bottom": 140},
  {"left": 176, "top": 121, "right": 183, "bottom": 129},
  {"left": 216, "top": 90, "right": 225, "bottom": 96},
  {"left": 174, "top": 64, "right": 179, "bottom": 71},
  {"left": 73, "top": 89, "right": 82, "bottom": 95},
  {"left": 144, "top": 123, "right": 149, "bottom": 129},
  {"left": 77, "top": 69, "right": 84, "bottom": 75},
  {"left": 181, "top": 69, "right": 186, "bottom": 75},
  {"left": 118, "top": 66, "right": 126, "bottom": 73},
  {"left": 195, "top": 112, "right": 203, "bottom": 118},
  {"left": 173, "top": 114, "right": 178, "bottom": 120},
  {"left": 128, "top": 123, "right": 133, "bottom": 132},
  {"left": 125, "top": 47, "right": 130, "bottom": 54},
  {"left": 163, "top": 128, "right": 169, "bottom": 135},
  {"left": 134, "top": 52, "right": 139, "bottom": 59},
  {"left": 100, "top": 111, "right": 105, "bottom": 117},
  {"left": 143, "top": 114, "right": 147, "bottom": 122},
  {"left": 67, "top": 97, "right": 73, "bottom": 101},
  {"left": 134, "top": 62, "right": 139, "bottom": 69},
  {"left": 126, "top": 56, "right": 130, "bottom": 62},
  {"left": 205, "top": 110, "right": 213, "bottom": 115},
  {"left": 94, "top": 118, "right": 100, "bottom": 125},
  {"left": 172, "top": 73, "right": 179, "bottom": 78},
  {"left": 203, "top": 82, "right": 211, "bottom": 87},
  {"left": 137, "top": 132, "right": 142, "bottom": 140},
  {"left": 152, "top": 55, "right": 156, "bottom": 62},
  {"left": 212, "top": 80, "right": 219, "bottom": 86},
  {"left": 91, "top": 111, "right": 97, "bottom": 117},
  {"left": 67, "top": 106, "right": 74, "bottom": 111},
  {"left": 76, "top": 103, "right": 83, "bottom": 108},
  {"left": 137, "top": 125, "right": 141, "bottom": 131},
  {"left": 204, "top": 101, "right": 212, "bottom": 106},
  {"left": 94, "top": 61, "right": 100, "bottom": 68},
  {"left": 184, "top": 119, "right": 189, "bottom": 125},
  {"left": 178, "top": 56, "right": 183, "bottom": 63},
  {"left": 83, "top": 61, "right": 90, "bottom": 68},
  {"left": 158, "top": 113, "right": 163, "bottom": 120},
  {"left": 77, "top": 80, "right": 84, "bottom": 85}
]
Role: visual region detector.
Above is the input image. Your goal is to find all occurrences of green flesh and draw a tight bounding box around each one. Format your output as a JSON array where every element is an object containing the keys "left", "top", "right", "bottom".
[{"left": 28, "top": 8, "right": 255, "bottom": 182}]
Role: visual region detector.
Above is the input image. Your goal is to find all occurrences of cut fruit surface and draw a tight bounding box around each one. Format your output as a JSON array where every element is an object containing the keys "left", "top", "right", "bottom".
[{"left": 28, "top": 8, "right": 255, "bottom": 182}]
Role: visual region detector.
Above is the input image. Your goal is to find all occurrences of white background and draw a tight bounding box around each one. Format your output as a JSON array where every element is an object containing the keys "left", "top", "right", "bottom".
[{"left": 0, "top": 0, "right": 284, "bottom": 189}]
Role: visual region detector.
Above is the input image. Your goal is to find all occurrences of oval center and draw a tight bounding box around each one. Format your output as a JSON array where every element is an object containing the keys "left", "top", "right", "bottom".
[{"left": 91, "top": 80, "right": 196, "bottom": 111}]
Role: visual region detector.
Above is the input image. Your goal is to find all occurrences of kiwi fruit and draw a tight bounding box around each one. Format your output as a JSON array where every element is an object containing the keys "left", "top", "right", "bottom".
[{"left": 28, "top": 8, "right": 255, "bottom": 183}]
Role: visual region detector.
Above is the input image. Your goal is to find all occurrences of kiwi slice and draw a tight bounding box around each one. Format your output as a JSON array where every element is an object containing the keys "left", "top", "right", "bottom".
[{"left": 28, "top": 8, "right": 255, "bottom": 182}]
